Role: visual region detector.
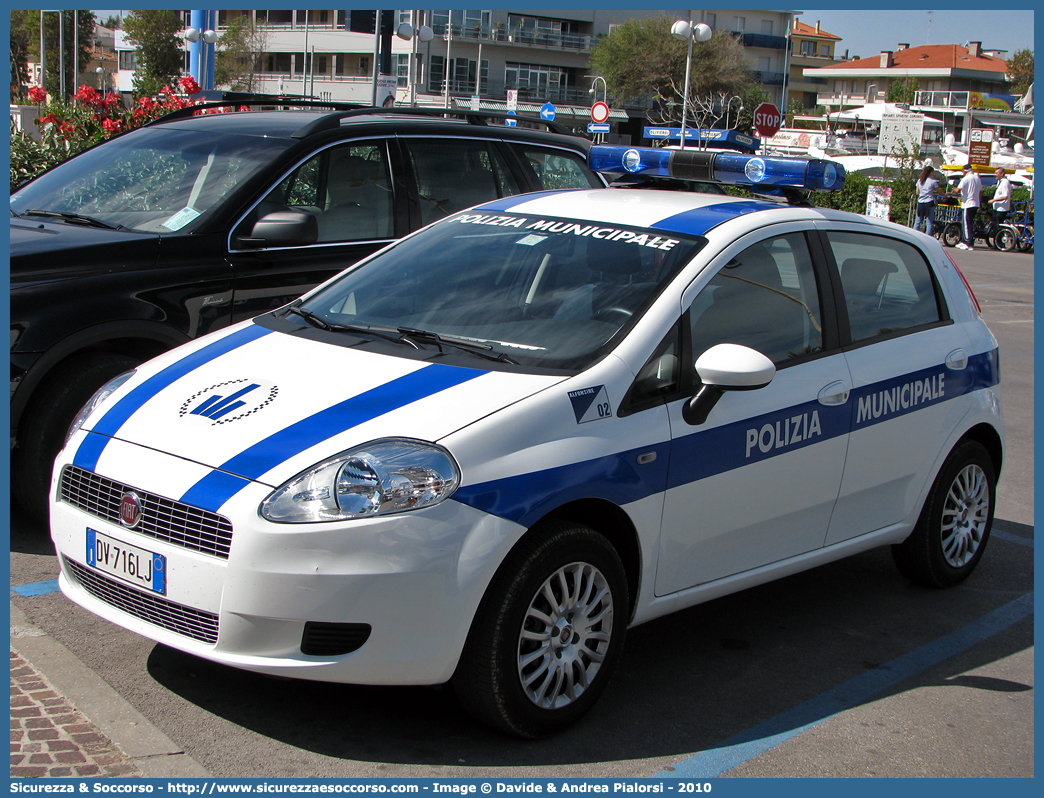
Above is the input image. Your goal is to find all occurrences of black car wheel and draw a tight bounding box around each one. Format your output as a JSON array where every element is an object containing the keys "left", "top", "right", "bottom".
[
  {"left": 14, "top": 352, "right": 139, "bottom": 523},
  {"left": 892, "top": 441, "right": 996, "bottom": 588},
  {"left": 453, "top": 520, "right": 629, "bottom": 737}
]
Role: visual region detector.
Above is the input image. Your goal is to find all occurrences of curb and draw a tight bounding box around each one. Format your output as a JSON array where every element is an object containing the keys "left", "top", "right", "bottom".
[{"left": 11, "top": 602, "right": 210, "bottom": 778}]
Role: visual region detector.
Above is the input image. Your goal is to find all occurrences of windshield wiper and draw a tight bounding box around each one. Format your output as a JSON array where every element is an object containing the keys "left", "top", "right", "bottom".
[
  {"left": 284, "top": 305, "right": 420, "bottom": 348},
  {"left": 23, "top": 209, "right": 123, "bottom": 230},
  {"left": 397, "top": 327, "right": 518, "bottom": 364}
]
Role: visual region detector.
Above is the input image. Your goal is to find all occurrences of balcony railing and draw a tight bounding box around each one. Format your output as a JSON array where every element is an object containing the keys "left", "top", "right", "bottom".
[
  {"left": 739, "top": 32, "right": 788, "bottom": 50},
  {"left": 750, "top": 71, "right": 786, "bottom": 87},
  {"left": 433, "top": 23, "right": 593, "bottom": 52},
  {"left": 432, "top": 77, "right": 593, "bottom": 105}
]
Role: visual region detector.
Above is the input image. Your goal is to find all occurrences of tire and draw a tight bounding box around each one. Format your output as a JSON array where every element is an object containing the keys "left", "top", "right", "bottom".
[
  {"left": 942, "top": 222, "right": 961, "bottom": 248},
  {"left": 453, "top": 520, "right": 629, "bottom": 738},
  {"left": 13, "top": 352, "right": 139, "bottom": 524},
  {"left": 995, "top": 227, "right": 1017, "bottom": 252},
  {"left": 892, "top": 441, "right": 996, "bottom": 588}
]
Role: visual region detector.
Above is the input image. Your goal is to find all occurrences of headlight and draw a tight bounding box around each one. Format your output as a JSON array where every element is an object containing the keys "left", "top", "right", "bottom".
[
  {"left": 64, "top": 370, "right": 137, "bottom": 447},
  {"left": 260, "top": 438, "right": 461, "bottom": 524}
]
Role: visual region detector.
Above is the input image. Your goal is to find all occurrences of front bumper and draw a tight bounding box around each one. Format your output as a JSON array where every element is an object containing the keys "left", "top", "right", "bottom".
[{"left": 50, "top": 436, "right": 525, "bottom": 685}]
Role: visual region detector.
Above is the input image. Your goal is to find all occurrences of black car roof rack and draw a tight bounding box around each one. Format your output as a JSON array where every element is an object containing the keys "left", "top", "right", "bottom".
[{"left": 288, "top": 106, "right": 574, "bottom": 139}]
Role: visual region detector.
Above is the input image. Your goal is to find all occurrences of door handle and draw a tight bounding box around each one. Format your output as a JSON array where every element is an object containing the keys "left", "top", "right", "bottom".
[
  {"left": 946, "top": 349, "right": 968, "bottom": 370},
  {"left": 818, "top": 380, "right": 850, "bottom": 406}
]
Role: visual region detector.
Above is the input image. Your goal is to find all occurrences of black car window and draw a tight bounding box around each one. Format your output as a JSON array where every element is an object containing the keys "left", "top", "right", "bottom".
[
  {"left": 516, "top": 146, "right": 604, "bottom": 190},
  {"left": 689, "top": 233, "right": 824, "bottom": 365},
  {"left": 406, "top": 139, "right": 520, "bottom": 226},
  {"left": 826, "top": 231, "right": 945, "bottom": 343},
  {"left": 233, "top": 141, "right": 394, "bottom": 245}
]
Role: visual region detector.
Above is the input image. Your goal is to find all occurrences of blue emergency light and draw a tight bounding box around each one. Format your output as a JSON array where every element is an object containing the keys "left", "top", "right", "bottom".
[{"left": 588, "top": 145, "right": 846, "bottom": 192}]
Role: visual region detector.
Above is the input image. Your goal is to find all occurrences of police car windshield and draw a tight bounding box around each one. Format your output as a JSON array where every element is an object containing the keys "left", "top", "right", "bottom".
[
  {"left": 299, "top": 211, "right": 704, "bottom": 371},
  {"left": 10, "top": 126, "right": 290, "bottom": 233}
]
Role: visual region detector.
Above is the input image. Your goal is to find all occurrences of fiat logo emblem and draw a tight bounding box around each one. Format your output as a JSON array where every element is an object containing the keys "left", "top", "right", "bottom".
[{"left": 119, "top": 492, "right": 142, "bottom": 528}]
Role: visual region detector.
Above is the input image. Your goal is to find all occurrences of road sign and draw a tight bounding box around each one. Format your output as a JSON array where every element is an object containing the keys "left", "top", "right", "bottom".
[
  {"left": 540, "top": 102, "right": 556, "bottom": 121},
  {"left": 470, "top": 95, "right": 481, "bottom": 111},
  {"left": 969, "top": 128, "right": 994, "bottom": 167},
  {"left": 505, "top": 109, "right": 517, "bottom": 127},
  {"left": 753, "top": 102, "right": 782, "bottom": 139},
  {"left": 506, "top": 89, "right": 518, "bottom": 112},
  {"left": 591, "top": 101, "right": 610, "bottom": 124},
  {"left": 588, "top": 123, "right": 610, "bottom": 134}
]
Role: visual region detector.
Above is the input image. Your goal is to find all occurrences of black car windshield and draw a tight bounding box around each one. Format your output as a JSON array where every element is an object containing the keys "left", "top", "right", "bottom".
[
  {"left": 298, "top": 212, "right": 704, "bottom": 371},
  {"left": 10, "top": 126, "right": 291, "bottom": 234}
]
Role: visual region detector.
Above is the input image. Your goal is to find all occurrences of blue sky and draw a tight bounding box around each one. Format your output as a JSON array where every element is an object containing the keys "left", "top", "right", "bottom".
[{"left": 91, "top": 7, "right": 1034, "bottom": 61}]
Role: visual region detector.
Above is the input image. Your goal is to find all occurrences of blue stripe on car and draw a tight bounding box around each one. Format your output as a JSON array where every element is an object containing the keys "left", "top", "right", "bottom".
[
  {"left": 179, "top": 363, "right": 487, "bottom": 513},
  {"left": 452, "top": 350, "right": 1000, "bottom": 526},
  {"left": 650, "top": 200, "right": 781, "bottom": 237},
  {"left": 73, "top": 325, "right": 273, "bottom": 473}
]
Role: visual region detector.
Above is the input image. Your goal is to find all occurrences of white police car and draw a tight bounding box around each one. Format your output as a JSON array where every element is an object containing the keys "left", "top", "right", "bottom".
[{"left": 51, "top": 146, "right": 1002, "bottom": 738}]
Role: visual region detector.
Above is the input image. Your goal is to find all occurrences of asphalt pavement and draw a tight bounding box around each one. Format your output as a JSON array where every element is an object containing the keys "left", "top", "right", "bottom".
[{"left": 8, "top": 245, "right": 1033, "bottom": 779}]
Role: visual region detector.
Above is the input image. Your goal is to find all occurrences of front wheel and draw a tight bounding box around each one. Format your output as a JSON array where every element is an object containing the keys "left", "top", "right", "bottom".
[
  {"left": 453, "top": 521, "right": 629, "bottom": 737},
  {"left": 892, "top": 440, "right": 996, "bottom": 587},
  {"left": 942, "top": 222, "right": 961, "bottom": 248},
  {"left": 995, "top": 227, "right": 1018, "bottom": 252}
]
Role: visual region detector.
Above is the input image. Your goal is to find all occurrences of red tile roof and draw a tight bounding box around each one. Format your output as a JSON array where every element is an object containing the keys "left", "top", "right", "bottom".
[
  {"left": 791, "top": 20, "right": 841, "bottom": 41},
  {"left": 830, "top": 44, "right": 1008, "bottom": 73}
]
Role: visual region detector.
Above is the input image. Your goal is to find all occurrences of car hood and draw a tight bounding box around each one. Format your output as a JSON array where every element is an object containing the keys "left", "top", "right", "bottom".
[
  {"left": 9, "top": 217, "right": 160, "bottom": 278},
  {"left": 73, "top": 322, "right": 565, "bottom": 499}
]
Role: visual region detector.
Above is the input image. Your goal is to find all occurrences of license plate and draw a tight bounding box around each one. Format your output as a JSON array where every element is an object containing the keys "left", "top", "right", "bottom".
[{"left": 86, "top": 528, "right": 166, "bottom": 595}]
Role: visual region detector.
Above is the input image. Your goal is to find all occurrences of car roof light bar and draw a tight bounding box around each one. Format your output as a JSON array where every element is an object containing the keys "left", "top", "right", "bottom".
[{"left": 588, "top": 145, "right": 846, "bottom": 192}]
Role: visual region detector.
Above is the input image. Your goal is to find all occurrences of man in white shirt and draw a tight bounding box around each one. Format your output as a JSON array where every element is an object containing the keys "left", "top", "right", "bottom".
[
  {"left": 989, "top": 167, "right": 1012, "bottom": 226},
  {"left": 956, "top": 163, "right": 982, "bottom": 250}
]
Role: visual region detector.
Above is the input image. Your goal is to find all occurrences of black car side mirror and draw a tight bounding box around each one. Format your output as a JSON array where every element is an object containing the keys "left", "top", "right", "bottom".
[{"left": 238, "top": 210, "right": 318, "bottom": 249}]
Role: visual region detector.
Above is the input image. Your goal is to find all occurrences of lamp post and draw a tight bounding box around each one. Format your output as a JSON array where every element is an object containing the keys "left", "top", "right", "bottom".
[
  {"left": 586, "top": 74, "right": 607, "bottom": 105},
  {"left": 670, "top": 19, "right": 712, "bottom": 150},
  {"left": 396, "top": 16, "right": 434, "bottom": 107},
  {"left": 184, "top": 27, "right": 217, "bottom": 90}
]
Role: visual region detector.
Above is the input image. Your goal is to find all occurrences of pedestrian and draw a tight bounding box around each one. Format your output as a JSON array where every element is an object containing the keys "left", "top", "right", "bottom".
[
  {"left": 989, "top": 167, "right": 1012, "bottom": 226},
  {"left": 956, "top": 163, "right": 982, "bottom": 250},
  {"left": 913, "top": 163, "right": 940, "bottom": 236}
]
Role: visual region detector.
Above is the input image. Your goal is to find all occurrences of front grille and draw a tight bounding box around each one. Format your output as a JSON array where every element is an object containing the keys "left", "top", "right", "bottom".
[
  {"left": 301, "top": 622, "right": 372, "bottom": 656},
  {"left": 66, "top": 558, "right": 219, "bottom": 644},
  {"left": 60, "top": 465, "right": 234, "bottom": 559}
]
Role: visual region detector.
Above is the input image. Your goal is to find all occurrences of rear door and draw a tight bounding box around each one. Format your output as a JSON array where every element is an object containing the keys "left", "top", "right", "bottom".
[{"left": 818, "top": 226, "right": 969, "bottom": 545}]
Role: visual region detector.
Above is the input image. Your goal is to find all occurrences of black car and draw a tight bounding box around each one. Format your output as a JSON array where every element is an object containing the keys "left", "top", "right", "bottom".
[{"left": 10, "top": 103, "right": 603, "bottom": 519}]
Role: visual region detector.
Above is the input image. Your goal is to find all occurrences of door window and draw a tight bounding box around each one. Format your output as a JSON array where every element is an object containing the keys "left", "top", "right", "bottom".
[
  {"left": 405, "top": 139, "right": 521, "bottom": 227},
  {"left": 235, "top": 141, "right": 394, "bottom": 245},
  {"left": 689, "top": 233, "right": 823, "bottom": 364},
  {"left": 827, "top": 231, "right": 945, "bottom": 343},
  {"left": 517, "top": 146, "right": 604, "bottom": 191}
]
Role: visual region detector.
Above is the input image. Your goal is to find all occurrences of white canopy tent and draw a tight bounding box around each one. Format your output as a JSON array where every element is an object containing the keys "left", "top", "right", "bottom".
[{"left": 830, "top": 103, "right": 943, "bottom": 125}]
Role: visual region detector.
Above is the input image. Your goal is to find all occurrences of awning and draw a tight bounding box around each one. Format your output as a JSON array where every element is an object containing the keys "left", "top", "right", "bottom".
[{"left": 969, "top": 111, "right": 1035, "bottom": 129}]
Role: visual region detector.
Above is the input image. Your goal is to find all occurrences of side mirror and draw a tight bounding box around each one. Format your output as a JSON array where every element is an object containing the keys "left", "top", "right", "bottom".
[
  {"left": 683, "top": 343, "right": 775, "bottom": 425},
  {"left": 237, "top": 210, "right": 318, "bottom": 249}
]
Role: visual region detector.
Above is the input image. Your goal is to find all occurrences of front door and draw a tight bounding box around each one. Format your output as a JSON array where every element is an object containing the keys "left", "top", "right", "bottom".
[{"left": 657, "top": 229, "right": 852, "bottom": 595}]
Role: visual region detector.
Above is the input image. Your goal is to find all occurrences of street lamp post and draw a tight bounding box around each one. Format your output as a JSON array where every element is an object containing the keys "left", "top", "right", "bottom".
[
  {"left": 396, "top": 16, "right": 434, "bottom": 107},
  {"left": 670, "top": 19, "right": 712, "bottom": 150},
  {"left": 586, "top": 74, "right": 607, "bottom": 105}
]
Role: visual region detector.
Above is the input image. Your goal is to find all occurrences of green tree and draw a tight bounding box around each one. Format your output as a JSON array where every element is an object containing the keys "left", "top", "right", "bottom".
[
  {"left": 101, "top": 15, "right": 122, "bottom": 30},
  {"left": 10, "top": 10, "right": 96, "bottom": 101},
  {"left": 122, "top": 10, "right": 184, "bottom": 97},
  {"left": 1006, "top": 48, "right": 1033, "bottom": 96},
  {"left": 10, "top": 20, "right": 31, "bottom": 100},
  {"left": 887, "top": 75, "right": 919, "bottom": 105},
  {"left": 214, "top": 16, "right": 269, "bottom": 92},
  {"left": 590, "top": 14, "right": 752, "bottom": 125}
]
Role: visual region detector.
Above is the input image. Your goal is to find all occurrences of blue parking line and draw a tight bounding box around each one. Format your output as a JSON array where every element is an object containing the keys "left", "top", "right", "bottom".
[
  {"left": 992, "top": 529, "right": 1034, "bottom": 547},
  {"left": 656, "top": 591, "right": 1034, "bottom": 778},
  {"left": 11, "top": 579, "right": 61, "bottom": 597}
]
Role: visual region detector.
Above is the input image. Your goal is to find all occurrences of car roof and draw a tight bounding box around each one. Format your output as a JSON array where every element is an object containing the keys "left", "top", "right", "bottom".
[{"left": 148, "top": 107, "right": 591, "bottom": 150}]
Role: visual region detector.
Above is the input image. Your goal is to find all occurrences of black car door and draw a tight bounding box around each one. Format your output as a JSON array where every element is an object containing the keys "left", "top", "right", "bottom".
[{"left": 226, "top": 137, "right": 409, "bottom": 322}]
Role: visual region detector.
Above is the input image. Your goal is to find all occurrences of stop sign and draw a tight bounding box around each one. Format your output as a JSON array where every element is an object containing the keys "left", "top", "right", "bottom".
[{"left": 753, "top": 102, "right": 782, "bottom": 139}]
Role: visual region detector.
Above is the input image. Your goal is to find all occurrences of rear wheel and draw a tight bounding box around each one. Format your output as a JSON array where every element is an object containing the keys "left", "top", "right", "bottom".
[
  {"left": 892, "top": 441, "right": 996, "bottom": 588},
  {"left": 942, "top": 222, "right": 961, "bottom": 248},
  {"left": 13, "top": 353, "right": 139, "bottom": 524},
  {"left": 453, "top": 520, "right": 629, "bottom": 737}
]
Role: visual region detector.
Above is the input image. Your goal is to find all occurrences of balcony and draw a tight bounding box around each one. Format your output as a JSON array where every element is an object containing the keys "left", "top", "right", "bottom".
[
  {"left": 751, "top": 71, "right": 786, "bottom": 87},
  {"left": 739, "top": 32, "right": 788, "bottom": 50},
  {"left": 432, "top": 77, "right": 593, "bottom": 105},
  {"left": 433, "top": 23, "right": 593, "bottom": 53}
]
